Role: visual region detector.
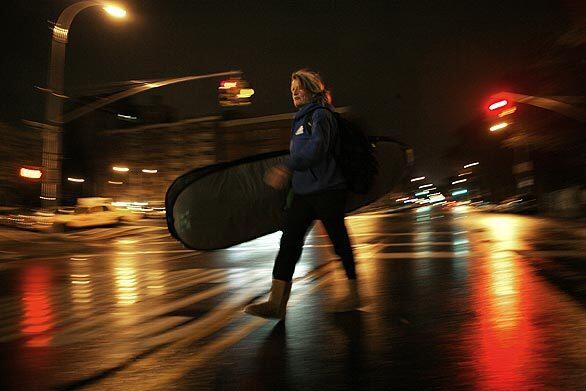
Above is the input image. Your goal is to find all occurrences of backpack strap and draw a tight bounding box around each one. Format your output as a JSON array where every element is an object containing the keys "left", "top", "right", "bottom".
[{"left": 302, "top": 106, "right": 336, "bottom": 135}]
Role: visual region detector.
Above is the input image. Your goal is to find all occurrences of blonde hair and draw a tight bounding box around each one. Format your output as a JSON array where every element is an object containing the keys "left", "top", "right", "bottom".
[{"left": 291, "top": 69, "right": 332, "bottom": 106}]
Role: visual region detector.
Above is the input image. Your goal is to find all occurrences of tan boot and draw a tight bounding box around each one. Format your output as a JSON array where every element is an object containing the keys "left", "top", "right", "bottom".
[
  {"left": 244, "top": 279, "right": 292, "bottom": 320},
  {"left": 328, "top": 279, "right": 362, "bottom": 313}
]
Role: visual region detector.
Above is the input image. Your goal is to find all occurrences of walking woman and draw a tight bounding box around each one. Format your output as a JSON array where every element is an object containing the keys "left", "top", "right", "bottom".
[{"left": 245, "top": 69, "right": 361, "bottom": 320}]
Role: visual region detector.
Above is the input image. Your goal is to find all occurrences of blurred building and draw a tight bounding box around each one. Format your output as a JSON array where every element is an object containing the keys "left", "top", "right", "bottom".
[
  {"left": 0, "top": 122, "right": 42, "bottom": 206},
  {"left": 94, "top": 112, "right": 296, "bottom": 202},
  {"left": 1, "top": 109, "right": 299, "bottom": 206}
]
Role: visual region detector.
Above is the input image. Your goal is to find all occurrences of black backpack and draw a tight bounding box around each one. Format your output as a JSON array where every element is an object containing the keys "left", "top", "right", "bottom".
[{"left": 304, "top": 107, "right": 378, "bottom": 194}]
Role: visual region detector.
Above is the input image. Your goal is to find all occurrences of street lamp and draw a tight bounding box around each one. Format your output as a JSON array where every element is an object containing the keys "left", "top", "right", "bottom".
[
  {"left": 41, "top": 1, "right": 128, "bottom": 207},
  {"left": 103, "top": 5, "right": 127, "bottom": 18}
]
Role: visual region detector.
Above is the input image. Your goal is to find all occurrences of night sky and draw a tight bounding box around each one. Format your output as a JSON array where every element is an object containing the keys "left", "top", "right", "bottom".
[{"left": 2, "top": 0, "right": 577, "bottom": 181}]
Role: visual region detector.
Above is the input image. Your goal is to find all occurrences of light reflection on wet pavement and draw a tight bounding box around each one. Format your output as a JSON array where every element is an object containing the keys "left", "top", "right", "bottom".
[{"left": 0, "top": 206, "right": 585, "bottom": 390}]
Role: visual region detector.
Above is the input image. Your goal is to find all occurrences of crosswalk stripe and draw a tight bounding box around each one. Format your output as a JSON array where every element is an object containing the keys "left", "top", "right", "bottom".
[
  {"left": 134, "top": 317, "right": 269, "bottom": 391},
  {"left": 51, "top": 276, "right": 265, "bottom": 354},
  {"left": 77, "top": 267, "right": 336, "bottom": 390},
  {"left": 517, "top": 250, "right": 584, "bottom": 258},
  {"left": 316, "top": 231, "right": 468, "bottom": 238},
  {"left": 375, "top": 251, "right": 468, "bottom": 259},
  {"left": 380, "top": 241, "right": 457, "bottom": 246},
  {"left": 50, "top": 270, "right": 252, "bottom": 346},
  {"left": 119, "top": 315, "right": 194, "bottom": 340},
  {"left": 98, "top": 270, "right": 337, "bottom": 390}
]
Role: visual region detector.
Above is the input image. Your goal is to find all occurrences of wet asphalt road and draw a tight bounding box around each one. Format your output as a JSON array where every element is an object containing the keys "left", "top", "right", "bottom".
[{"left": 0, "top": 204, "right": 585, "bottom": 390}]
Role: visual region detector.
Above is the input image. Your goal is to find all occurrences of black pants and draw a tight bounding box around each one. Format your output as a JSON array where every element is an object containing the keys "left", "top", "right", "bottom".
[{"left": 272, "top": 189, "right": 357, "bottom": 282}]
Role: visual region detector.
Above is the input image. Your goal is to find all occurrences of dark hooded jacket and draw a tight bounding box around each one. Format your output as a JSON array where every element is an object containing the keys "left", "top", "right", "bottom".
[{"left": 283, "top": 102, "right": 346, "bottom": 195}]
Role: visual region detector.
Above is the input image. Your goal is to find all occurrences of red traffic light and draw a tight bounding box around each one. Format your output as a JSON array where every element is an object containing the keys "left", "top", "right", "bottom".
[
  {"left": 488, "top": 99, "right": 508, "bottom": 111},
  {"left": 219, "top": 80, "right": 238, "bottom": 90}
]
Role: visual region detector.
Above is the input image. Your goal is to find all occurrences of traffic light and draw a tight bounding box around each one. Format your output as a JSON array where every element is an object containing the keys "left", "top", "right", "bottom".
[
  {"left": 218, "top": 78, "right": 254, "bottom": 107},
  {"left": 486, "top": 95, "right": 517, "bottom": 133}
]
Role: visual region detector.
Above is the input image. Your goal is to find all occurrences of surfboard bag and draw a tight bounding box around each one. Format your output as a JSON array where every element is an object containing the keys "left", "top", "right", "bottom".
[{"left": 166, "top": 137, "right": 409, "bottom": 250}]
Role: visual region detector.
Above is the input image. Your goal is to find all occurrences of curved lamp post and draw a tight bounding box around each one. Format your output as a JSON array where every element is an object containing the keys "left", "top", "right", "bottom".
[{"left": 42, "top": 1, "right": 127, "bottom": 207}]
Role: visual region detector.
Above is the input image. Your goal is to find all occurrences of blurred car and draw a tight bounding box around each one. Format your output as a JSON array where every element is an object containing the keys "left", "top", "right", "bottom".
[
  {"left": 0, "top": 198, "right": 145, "bottom": 232},
  {"left": 51, "top": 198, "right": 143, "bottom": 231},
  {"left": 52, "top": 204, "right": 140, "bottom": 231}
]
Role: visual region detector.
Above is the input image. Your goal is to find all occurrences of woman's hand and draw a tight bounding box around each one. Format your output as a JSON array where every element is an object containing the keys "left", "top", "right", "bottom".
[{"left": 264, "top": 165, "right": 291, "bottom": 189}]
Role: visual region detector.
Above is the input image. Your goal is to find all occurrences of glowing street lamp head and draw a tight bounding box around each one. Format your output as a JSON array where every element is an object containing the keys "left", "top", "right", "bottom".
[{"left": 103, "top": 5, "right": 127, "bottom": 18}]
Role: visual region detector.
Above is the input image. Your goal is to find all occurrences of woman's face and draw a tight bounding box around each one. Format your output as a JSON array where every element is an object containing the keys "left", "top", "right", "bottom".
[{"left": 291, "top": 78, "right": 310, "bottom": 108}]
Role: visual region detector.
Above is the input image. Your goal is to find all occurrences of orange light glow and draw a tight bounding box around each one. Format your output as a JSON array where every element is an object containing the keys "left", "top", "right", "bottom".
[
  {"left": 219, "top": 80, "right": 238, "bottom": 89},
  {"left": 237, "top": 88, "right": 255, "bottom": 98},
  {"left": 103, "top": 5, "right": 127, "bottom": 18},
  {"left": 21, "top": 266, "right": 54, "bottom": 347},
  {"left": 498, "top": 106, "right": 517, "bottom": 117},
  {"left": 466, "top": 214, "right": 549, "bottom": 390},
  {"left": 489, "top": 122, "right": 509, "bottom": 132},
  {"left": 20, "top": 167, "right": 42, "bottom": 179}
]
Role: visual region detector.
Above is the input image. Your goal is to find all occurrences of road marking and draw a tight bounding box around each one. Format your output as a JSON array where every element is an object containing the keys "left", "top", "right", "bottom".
[
  {"left": 84, "top": 266, "right": 337, "bottom": 391},
  {"left": 140, "top": 273, "right": 338, "bottom": 390},
  {"left": 120, "top": 315, "right": 194, "bottom": 340},
  {"left": 78, "top": 226, "right": 143, "bottom": 240},
  {"left": 380, "top": 241, "right": 457, "bottom": 246},
  {"left": 51, "top": 270, "right": 251, "bottom": 346},
  {"left": 315, "top": 231, "right": 467, "bottom": 238},
  {"left": 517, "top": 250, "right": 585, "bottom": 258},
  {"left": 133, "top": 233, "right": 173, "bottom": 242},
  {"left": 375, "top": 251, "right": 469, "bottom": 259},
  {"left": 87, "top": 316, "right": 268, "bottom": 391}
]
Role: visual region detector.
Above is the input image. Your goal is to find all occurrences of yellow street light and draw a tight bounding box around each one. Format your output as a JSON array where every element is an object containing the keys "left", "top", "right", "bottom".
[
  {"left": 20, "top": 167, "right": 42, "bottom": 179},
  {"left": 103, "top": 5, "right": 127, "bottom": 18},
  {"left": 237, "top": 88, "right": 255, "bottom": 98},
  {"left": 113, "top": 166, "right": 129, "bottom": 172}
]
